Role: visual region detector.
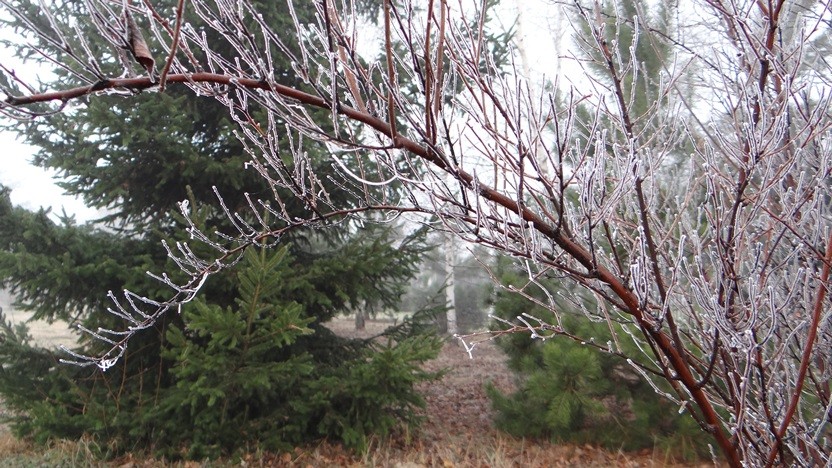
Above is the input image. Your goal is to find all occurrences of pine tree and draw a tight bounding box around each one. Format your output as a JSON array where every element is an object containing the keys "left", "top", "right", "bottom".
[
  {"left": 0, "top": 0, "right": 440, "bottom": 459},
  {"left": 486, "top": 256, "right": 706, "bottom": 458},
  {"left": 487, "top": 0, "right": 706, "bottom": 459}
]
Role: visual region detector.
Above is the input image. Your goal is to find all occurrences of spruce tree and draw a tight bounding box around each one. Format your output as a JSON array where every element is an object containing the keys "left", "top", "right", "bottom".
[{"left": 0, "top": 0, "right": 440, "bottom": 459}]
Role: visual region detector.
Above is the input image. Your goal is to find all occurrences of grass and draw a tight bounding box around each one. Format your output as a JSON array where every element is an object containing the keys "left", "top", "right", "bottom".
[
  {"left": 0, "top": 430, "right": 704, "bottom": 467},
  {"left": 0, "top": 431, "right": 102, "bottom": 467}
]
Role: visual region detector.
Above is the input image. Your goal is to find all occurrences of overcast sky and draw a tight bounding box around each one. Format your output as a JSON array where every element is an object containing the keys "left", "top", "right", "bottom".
[
  {"left": 0, "top": 136, "right": 100, "bottom": 222},
  {"left": 0, "top": 16, "right": 102, "bottom": 222},
  {"left": 0, "top": 1, "right": 562, "bottom": 224}
]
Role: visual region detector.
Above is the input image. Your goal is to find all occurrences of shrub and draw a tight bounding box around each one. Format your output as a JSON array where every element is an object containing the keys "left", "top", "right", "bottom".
[
  {"left": 0, "top": 245, "right": 441, "bottom": 459},
  {"left": 487, "top": 259, "right": 707, "bottom": 459}
]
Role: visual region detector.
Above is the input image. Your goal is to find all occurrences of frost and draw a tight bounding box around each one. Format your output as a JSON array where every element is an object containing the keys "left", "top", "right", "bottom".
[{"left": 4, "top": 0, "right": 828, "bottom": 464}]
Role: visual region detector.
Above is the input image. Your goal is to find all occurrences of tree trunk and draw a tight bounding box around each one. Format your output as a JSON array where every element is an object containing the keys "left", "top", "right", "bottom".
[
  {"left": 354, "top": 305, "right": 366, "bottom": 330},
  {"left": 444, "top": 232, "right": 457, "bottom": 336}
]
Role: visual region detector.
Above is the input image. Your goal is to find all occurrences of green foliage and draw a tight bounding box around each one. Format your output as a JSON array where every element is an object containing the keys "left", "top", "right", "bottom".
[
  {"left": 144, "top": 246, "right": 440, "bottom": 459},
  {"left": 487, "top": 257, "right": 707, "bottom": 459},
  {"left": 569, "top": 0, "right": 693, "bottom": 185},
  {"left": 576, "top": 0, "right": 677, "bottom": 120},
  {"left": 0, "top": 186, "right": 163, "bottom": 322},
  {"left": 0, "top": 244, "right": 441, "bottom": 460},
  {"left": 296, "top": 333, "right": 442, "bottom": 453},
  {"left": 0, "top": 0, "right": 440, "bottom": 460}
]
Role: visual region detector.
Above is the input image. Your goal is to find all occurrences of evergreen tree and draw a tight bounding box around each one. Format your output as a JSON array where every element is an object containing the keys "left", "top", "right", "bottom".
[
  {"left": 0, "top": 0, "right": 440, "bottom": 459},
  {"left": 488, "top": 0, "right": 706, "bottom": 459},
  {"left": 486, "top": 256, "right": 706, "bottom": 458}
]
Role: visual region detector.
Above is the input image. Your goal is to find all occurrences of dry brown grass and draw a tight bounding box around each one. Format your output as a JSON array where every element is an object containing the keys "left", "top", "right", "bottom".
[{"left": 0, "top": 428, "right": 30, "bottom": 456}]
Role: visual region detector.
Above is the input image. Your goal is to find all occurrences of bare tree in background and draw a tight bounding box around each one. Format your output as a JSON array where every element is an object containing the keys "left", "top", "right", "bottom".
[{"left": 1, "top": 0, "right": 830, "bottom": 465}]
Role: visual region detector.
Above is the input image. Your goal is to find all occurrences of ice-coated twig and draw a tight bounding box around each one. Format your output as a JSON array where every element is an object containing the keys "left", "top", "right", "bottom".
[{"left": 2, "top": 0, "right": 831, "bottom": 464}]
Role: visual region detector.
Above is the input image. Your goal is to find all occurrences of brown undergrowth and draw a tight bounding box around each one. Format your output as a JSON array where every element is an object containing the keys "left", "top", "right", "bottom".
[{"left": 0, "top": 318, "right": 710, "bottom": 467}]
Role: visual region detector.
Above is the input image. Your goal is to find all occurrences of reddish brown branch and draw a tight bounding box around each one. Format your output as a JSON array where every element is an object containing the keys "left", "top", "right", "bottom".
[
  {"left": 765, "top": 232, "right": 832, "bottom": 467},
  {"left": 575, "top": 4, "right": 740, "bottom": 464},
  {"left": 158, "top": 0, "right": 187, "bottom": 92},
  {"left": 382, "top": 0, "right": 398, "bottom": 139},
  {"left": 6, "top": 69, "right": 738, "bottom": 466}
]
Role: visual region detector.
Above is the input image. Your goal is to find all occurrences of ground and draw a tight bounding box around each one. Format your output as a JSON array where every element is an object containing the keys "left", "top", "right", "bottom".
[
  {"left": 311, "top": 319, "right": 705, "bottom": 467},
  {"left": 0, "top": 314, "right": 709, "bottom": 467}
]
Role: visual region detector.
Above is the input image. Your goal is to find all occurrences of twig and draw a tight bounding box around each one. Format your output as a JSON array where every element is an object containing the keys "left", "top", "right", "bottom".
[
  {"left": 765, "top": 232, "right": 832, "bottom": 467},
  {"left": 158, "top": 0, "right": 186, "bottom": 91}
]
